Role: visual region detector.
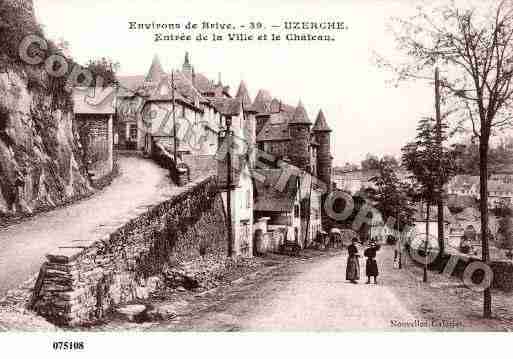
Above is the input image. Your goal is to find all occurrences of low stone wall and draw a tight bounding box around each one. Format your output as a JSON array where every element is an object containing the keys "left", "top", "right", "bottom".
[
  {"left": 407, "top": 248, "right": 513, "bottom": 292},
  {"left": 32, "top": 176, "right": 228, "bottom": 326}
]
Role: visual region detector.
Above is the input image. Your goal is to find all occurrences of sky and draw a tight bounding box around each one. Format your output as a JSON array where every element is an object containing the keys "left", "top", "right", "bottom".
[{"left": 34, "top": 0, "right": 436, "bottom": 166}]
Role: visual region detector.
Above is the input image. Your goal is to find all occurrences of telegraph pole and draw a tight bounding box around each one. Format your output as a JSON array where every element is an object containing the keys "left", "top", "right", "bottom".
[
  {"left": 435, "top": 67, "right": 445, "bottom": 257},
  {"left": 226, "top": 116, "right": 233, "bottom": 258},
  {"left": 172, "top": 71, "right": 177, "bottom": 163}
]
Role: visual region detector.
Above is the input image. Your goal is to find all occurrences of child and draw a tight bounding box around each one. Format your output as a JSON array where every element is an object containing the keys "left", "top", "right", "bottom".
[{"left": 364, "top": 240, "right": 380, "bottom": 284}]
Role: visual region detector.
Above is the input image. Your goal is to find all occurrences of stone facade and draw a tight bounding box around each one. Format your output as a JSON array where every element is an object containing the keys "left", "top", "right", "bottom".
[
  {"left": 288, "top": 124, "right": 311, "bottom": 172},
  {"left": 315, "top": 131, "right": 332, "bottom": 190},
  {"left": 33, "top": 177, "right": 228, "bottom": 326}
]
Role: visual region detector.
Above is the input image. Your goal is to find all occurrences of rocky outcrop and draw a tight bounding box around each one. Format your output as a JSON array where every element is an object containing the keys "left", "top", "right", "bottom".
[{"left": 0, "top": 70, "right": 91, "bottom": 218}]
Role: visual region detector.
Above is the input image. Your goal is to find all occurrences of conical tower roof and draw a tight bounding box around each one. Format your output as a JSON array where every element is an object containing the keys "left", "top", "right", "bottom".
[
  {"left": 253, "top": 89, "right": 272, "bottom": 114},
  {"left": 146, "top": 54, "right": 165, "bottom": 83},
  {"left": 235, "top": 81, "right": 252, "bottom": 107},
  {"left": 270, "top": 98, "right": 281, "bottom": 113},
  {"left": 312, "top": 109, "right": 331, "bottom": 132},
  {"left": 289, "top": 100, "right": 311, "bottom": 125}
]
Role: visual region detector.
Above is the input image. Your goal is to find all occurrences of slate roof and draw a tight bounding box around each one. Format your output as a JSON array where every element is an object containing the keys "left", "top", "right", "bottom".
[
  {"left": 312, "top": 109, "right": 331, "bottom": 132},
  {"left": 209, "top": 98, "right": 241, "bottom": 116},
  {"left": 270, "top": 98, "right": 281, "bottom": 113},
  {"left": 235, "top": 81, "right": 252, "bottom": 107},
  {"left": 289, "top": 101, "right": 311, "bottom": 125},
  {"left": 146, "top": 54, "right": 166, "bottom": 83},
  {"left": 117, "top": 75, "right": 146, "bottom": 97},
  {"left": 454, "top": 207, "right": 480, "bottom": 221},
  {"left": 256, "top": 120, "right": 291, "bottom": 142},
  {"left": 144, "top": 71, "right": 207, "bottom": 110},
  {"left": 182, "top": 70, "right": 230, "bottom": 96},
  {"left": 253, "top": 169, "right": 299, "bottom": 212},
  {"left": 253, "top": 89, "right": 272, "bottom": 114}
]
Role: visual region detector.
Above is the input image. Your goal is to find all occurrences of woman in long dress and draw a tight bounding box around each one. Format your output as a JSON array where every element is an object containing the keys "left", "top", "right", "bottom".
[{"left": 346, "top": 238, "right": 360, "bottom": 284}]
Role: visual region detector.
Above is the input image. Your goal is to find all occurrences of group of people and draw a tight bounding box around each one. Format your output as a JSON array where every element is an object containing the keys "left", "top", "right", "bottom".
[{"left": 345, "top": 238, "right": 380, "bottom": 285}]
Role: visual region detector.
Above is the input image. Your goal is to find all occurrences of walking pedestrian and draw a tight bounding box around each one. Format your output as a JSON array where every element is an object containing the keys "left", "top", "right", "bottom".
[
  {"left": 346, "top": 238, "right": 360, "bottom": 284},
  {"left": 364, "top": 240, "right": 380, "bottom": 284}
]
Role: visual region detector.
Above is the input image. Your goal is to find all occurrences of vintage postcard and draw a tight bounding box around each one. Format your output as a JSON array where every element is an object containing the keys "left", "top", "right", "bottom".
[{"left": 1, "top": 0, "right": 513, "bottom": 355}]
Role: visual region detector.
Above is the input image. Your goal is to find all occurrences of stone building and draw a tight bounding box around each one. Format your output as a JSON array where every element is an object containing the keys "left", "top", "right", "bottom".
[
  {"left": 244, "top": 87, "right": 334, "bottom": 247},
  {"left": 73, "top": 87, "right": 115, "bottom": 184},
  {"left": 115, "top": 52, "right": 334, "bottom": 252},
  {"left": 217, "top": 152, "right": 254, "bottom": 257},
  {"left": 253, "top": 169, "right": 302, "bottom": 250},
  {"left": 116, "top": 53, "right": 232, "bottom": 156}
]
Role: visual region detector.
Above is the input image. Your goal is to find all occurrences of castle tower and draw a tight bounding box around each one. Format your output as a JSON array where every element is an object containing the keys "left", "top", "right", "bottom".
[
  {"left": 235, "top": 81, "right": 252, "bottom": 109},
  {"left": 182, "top": 51, "right": 193, "bottom": 74},
  {"left": 270, "top": 98, "right": 281, "bottom": 113},
  {"left": 313, "top": 109, "right": 332, "bottom": 188},
  {"left": 253, "top": 89, "right": 272, "bottom": 136},
  {"left": 236, "top": 81, "right": 257, "bottom": 162},
  {"left": 288, "top": 101, "right": 312, "bottom": 172},
  {"left": 145, "top": 54, "right": 165, "bottom": 83}
]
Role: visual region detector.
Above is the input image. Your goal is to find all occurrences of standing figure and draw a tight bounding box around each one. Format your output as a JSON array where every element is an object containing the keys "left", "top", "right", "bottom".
[
  {"left": 346, "top": 238, "right": 360, "bottom": 284},
  {"left": 364, "top": 240, "right": 380, "bottom": 284}
]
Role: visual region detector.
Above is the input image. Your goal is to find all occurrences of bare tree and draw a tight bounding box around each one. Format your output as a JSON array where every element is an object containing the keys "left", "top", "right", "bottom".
[{"left": 381, "top": 0, "right": 513, "bottom": 318}]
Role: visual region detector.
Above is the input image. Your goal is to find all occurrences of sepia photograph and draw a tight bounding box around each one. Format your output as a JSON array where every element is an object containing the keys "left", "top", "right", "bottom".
[{"left": 1, "top": 0, "right": 513, "bottom": 356}]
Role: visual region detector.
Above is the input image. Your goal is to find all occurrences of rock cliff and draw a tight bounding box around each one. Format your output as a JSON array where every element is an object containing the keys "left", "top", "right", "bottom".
[
  {"left": 0, "top": 0, "right": 92, "bottom": 219},
  {"left": 0, "top": 70, "right": 92, "bottom": 217}
]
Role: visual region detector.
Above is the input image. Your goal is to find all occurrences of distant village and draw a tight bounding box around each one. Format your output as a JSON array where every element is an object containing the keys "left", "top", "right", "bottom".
[{"left": 333, "top": 162, "right": 513, "bottom": 259}]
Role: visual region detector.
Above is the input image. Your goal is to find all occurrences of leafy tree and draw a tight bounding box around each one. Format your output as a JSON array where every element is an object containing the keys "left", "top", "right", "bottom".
[
  {"left": 85, "top": 57, "right": 119, "bottom": 88},
  {"left": 402, "top": 117, "right": 458, "bottom": 281},
  {"left": 368, "top": 158, "right": 414, "bottom": 233},
  {"left": 382, "top": 0, "right": 513, "bottom": 318},
  {"left": 361, "top": 153, "right": 380, "bottom": 170},
  {"left": 498, "top": 214, "right": 513, "bottom": 255},
  {"left": 361, "top": 153, "right": 399, "bottom": 171},
  {"left": 0, "top": 0, "right": 43, "bottom": 70},
  {"left": 366, "top": 158, "right": 414, "bottom": 268}
]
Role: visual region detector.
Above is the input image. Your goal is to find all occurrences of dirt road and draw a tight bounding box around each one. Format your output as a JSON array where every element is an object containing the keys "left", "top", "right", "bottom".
[
  {"left": 149, "top": 248, "right": 421, "bottom": 331},
  {"left": 0, "top": 155, "right": 176, "bottom": 297}
]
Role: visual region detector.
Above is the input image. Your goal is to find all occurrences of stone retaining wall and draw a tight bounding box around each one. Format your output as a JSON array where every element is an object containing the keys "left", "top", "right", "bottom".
[
  {"left": 32, "top": 176, "right": 228, "bottom": 326},
  {"left": 407, "top": 248, "right": 513, "bottom": 292}
]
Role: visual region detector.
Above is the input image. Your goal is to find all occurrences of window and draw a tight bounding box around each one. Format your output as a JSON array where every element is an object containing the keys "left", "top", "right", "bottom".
[
  {"left": 294, "top": 205, "right": 300, "bottom": 218},
  {"left": 246, "top": 189, "right": 251, "bottom": 209},
  {"left": 129, "top": 124, "right": 138, "bottom": 141}
]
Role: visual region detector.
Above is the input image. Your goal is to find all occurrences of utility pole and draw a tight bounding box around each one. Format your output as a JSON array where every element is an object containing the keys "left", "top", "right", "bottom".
[
  {"left": 172, "top": 71, "right": 177, "bottom": 163},
  {"left": 435, "top": 67, "right": 445, "bottom": 258},
  {"left": 424, "top": 201, "right": 430, "bottom": 283},
  {"left": 226, "top": 116, "right": 233, "bottom": 258}
]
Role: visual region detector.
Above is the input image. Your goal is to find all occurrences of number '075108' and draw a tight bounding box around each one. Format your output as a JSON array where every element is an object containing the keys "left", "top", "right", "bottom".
[{"left": 52, "top": 341, "right": 84, "bottom": 350}]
